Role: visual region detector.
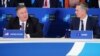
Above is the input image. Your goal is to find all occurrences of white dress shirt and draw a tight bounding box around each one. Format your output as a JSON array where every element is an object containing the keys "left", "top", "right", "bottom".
[
  {"left": 79, "top": 15, "right": 88, "bottom": 31},
  {"left": 98, "top": 0, "right": 100, "bottom": 8},
  {"left": 19, "top": 20, "right": 30, "bottom": 38},
  {"left": 19, "top": 20, "right": 26, "bottom": 31}
]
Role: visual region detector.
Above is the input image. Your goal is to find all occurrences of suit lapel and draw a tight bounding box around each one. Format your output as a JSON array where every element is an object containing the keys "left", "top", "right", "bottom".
[
  {"left": 26, "top": 17, "right": 30, "bottom": 30},
  {"left": 41, "top": 0, "right": 44, "bottom": 6},
  {"left": 17, "top": 18, "right": 20, "bottom": 29},
  {"left": 75, "top": 18, "right": 80, "bottom": 30},
  {"left": 86, "top": 17, "right": 91, "bottom": 30}
]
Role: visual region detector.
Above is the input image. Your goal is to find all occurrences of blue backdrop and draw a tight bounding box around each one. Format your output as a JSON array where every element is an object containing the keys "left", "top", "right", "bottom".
[{"left": 0, "top": 8, "right": 100, "bottom": 37}]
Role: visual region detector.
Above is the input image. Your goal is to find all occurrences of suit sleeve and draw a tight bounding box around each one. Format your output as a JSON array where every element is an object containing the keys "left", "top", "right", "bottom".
[
  {"left": 69, "top": 18, "right": 75, "bottom": 30},
  {"left": 5, "top": 18, "right": 14, "bottom": 29},
  {"left": 30, "top": 23, "right": 43, "bottom": 37},
  {"left": 28, "top": 17, "right": 43, "bottom": 37}
]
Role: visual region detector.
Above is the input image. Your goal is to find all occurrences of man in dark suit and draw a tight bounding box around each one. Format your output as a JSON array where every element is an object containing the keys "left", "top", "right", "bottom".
[
  {"left": 33, "top": 0, "right": 62, "bottom": 8},
  {"left": 6, "top": 5, "right": 43, "bottom": 38},
  {"left": 85, "top": 0, "right": 100, "bottom": 8},
  {"left": 8, "top": 0, "right": 32, "bottom": 7},
  {"left": 70, "top": 3, "right": 100, "bottom": 38}
]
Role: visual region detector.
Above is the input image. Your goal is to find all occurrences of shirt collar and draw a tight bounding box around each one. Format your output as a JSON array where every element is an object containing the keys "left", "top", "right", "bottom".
[
  {"left": 19, "top": 20, "right": 26, "bottom": 25},
  {"left": 80, "top": 15, "right": 88, "bottom": 22}
]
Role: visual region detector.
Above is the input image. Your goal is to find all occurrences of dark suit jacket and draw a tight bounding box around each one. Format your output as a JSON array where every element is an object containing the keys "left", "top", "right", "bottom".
[
  {"left": 70, "top": 16, "right": 100, "bottom": 38},
  {"left": 33, "top": 0, "right": 62, "bottom": 8},
  {"left": 6, "top": 16, "right": 43, "bottom": 37},
  {"left": 8, "top": 0, "right": 32, "bottom": 7},
  {"left": 86, "top": 0, "right": 99, "bottom": 8}
]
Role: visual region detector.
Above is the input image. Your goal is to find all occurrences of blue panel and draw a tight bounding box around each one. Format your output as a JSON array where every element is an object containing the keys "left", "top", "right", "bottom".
[
  {"left": 0, "top": 43, "right": 74, "bottom": 56},
  {"left": 79, "top": 43, "right": 100, "bottom": 56}
]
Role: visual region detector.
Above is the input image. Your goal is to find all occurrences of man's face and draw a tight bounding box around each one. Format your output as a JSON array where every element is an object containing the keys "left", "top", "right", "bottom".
[
  {"left": 75, "top": 5, "right": 85, "bottom": 18},
  {"left": 17, "top": 7, "right": 28, "bottom": 22}
]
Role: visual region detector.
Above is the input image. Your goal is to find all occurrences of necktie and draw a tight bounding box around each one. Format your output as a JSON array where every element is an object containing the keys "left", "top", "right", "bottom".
[
  {"left": 44, "top": 0, "right": 48, "bottom": 7},
  {"left": 22, "top": 22, "right": 26, "bottom": 38},
  {"left": 81, "top": 20, "right": 84, "bottom": 31},
  {"left": 22, "top": 22, "right": 24, "bottom": 30},
  {"left": 44, "top": 0, "right": 47, "bottom": 7}
]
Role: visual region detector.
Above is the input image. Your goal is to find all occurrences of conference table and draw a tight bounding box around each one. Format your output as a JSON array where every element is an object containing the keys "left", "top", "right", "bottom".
[{"left": 0, "top": 38, "right": 100, "bottom": 56}]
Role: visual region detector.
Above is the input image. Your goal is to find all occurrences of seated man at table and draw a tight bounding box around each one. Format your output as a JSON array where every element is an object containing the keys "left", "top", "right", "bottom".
[
  {"left": 70, "top": 3, "right": 100, "bottom": 38},
  {"left": 5, "top": 5, "right": 43, "bottom": 38}
]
